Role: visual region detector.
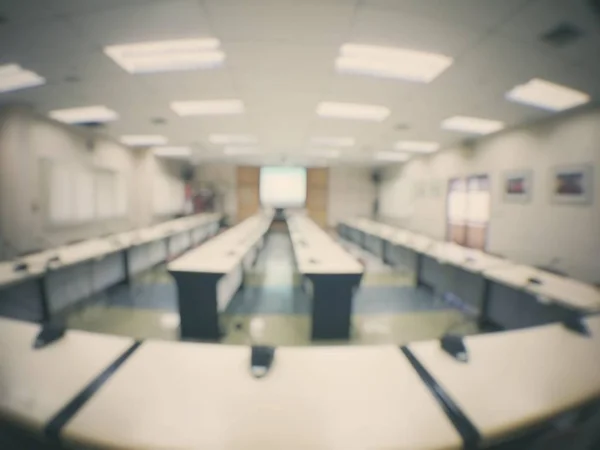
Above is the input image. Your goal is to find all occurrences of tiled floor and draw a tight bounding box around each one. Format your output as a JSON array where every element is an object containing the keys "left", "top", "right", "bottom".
[{"left": 66, "top": 230, "right": 479, "bottom": 345}]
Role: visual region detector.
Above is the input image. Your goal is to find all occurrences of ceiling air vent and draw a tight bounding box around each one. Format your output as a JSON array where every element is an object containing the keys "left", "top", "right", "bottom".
[{"left": 541, "top": 22, "right": 584, "bottom": 47}]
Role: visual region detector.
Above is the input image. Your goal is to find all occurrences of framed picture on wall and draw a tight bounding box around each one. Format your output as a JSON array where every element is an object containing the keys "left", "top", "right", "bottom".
[
  {"left": 551, "top": 164, "right": 594, "bottom": 205},
  {"left": 503, "top": 170, "right": 532, "bottom": 203}
]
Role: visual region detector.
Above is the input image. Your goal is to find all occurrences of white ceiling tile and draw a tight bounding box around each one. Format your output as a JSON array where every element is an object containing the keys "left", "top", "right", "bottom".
[
  {"left": 47, "top": 0, "right": 161, "bottom": 16},
  {"left": 0, "top": 0, "right": 57, "bottom": 25},
  {"left": 0, "top": 83, "right": 88, "bottom": 112},
  {"left": 0, "top": 19, "right": 94, "bottom": 83},
  {"left": 142, "top": 71, "right": 237, "bottom": 102},
  {"left": 205, "top": 0, "right": 355, "bottom": 43},
  {"left": 362, "top": 0, "right": 533, "bottom": 34},
  {"left": 71, "top": 0, "right": 213, "bottom": 46},
  {"left": 350, "top": 7, "right": 484, "bottom": 57},
  {"left": 326, "top": 76, "right": 421, "bottom": 107},
  {"left": 497, "top": 0, "right": 600, "bottom": 75},
  {"left": 226, "top": 42, "right": 334, "bottom": 94},
  {"left": 2, "top": 0, "right": 599, "bottom": 166}
]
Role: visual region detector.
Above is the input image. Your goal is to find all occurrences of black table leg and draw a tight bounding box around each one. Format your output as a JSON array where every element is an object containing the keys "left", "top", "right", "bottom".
[
  {"left": 171, "top": 272, "right": 222, "bottom": 341},
  {"left": 310, "top": 273, "right": 363, "bottom": 340}
]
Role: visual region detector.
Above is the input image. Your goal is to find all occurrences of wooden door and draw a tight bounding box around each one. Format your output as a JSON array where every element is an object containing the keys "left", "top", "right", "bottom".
[
  {"left": 306, "top": 168, "right": 329, "bottom": 228},
  {"left": 236, "top": 167, "right": 260, "bottom": 223}
]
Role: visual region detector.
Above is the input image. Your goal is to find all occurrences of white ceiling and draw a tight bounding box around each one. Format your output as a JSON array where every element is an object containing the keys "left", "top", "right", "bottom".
[{"left": 1, "top": 0, "right": 600, "bottom": 166}]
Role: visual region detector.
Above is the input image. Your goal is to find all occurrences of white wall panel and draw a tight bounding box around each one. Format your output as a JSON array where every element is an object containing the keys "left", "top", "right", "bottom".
[
  {"left": 328, "top": 166, "right": 377, "bottom": 228},
  {"left": 379, "top": 108, "right": 600, "bottom": 283}
]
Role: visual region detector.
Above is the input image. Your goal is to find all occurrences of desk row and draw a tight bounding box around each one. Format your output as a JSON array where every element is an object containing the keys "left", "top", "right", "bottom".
[
  {"left": 0, "top": 213, "right": 222, "bottom": 322},
  {"left": 168, "top": 212, "right": 274, "bottom": 340},
  {"left": 338, "top": 218, "right": 600, "bottom": 330},
  {"left": 1, "top": 315, "right": 599, "bottom": 449}
]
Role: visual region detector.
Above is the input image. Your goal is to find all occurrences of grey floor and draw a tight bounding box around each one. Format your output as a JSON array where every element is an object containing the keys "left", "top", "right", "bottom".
[{"left": 66, "top": 229, "right": 479, "bottom": 345}]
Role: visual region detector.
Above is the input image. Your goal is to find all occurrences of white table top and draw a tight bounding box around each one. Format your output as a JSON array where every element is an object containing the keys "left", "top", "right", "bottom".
[
  {"left": 288, "top": 216, "right": 363, "bottom": 275},
  {"left": 63, "top": 342, "right": 462, "bottom": 450},
  {"left": 0, "top": 261, "right": 44, "bottom": 289},
  {"left": 0, "top": 317, "right": 134, "bottom": 431},
  {"left": 0, "top": 213, "right": 221, "bottom": 289},
  {"left": 341, "top": 216, "right": 600, "bottom": 312},
  {"left": 423, "top": 242, "right": 512, "bottom": 274},
  {"left": 168, "top": 213, "right": 272, "bottom": 274},
  {"left": 484, "top": 265, "right": 600, "bottom": 311},
  {"left": 408, "top": 315, "right": 600, "bottom": 443}
]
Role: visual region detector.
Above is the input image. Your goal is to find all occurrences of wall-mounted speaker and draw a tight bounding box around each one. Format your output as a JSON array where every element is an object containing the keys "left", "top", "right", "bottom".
[
  {"left": 181, "top": 163, "right": 195, "bottom": 182},
  {"left": 371, "top": 169, "right": 382, "bottom": 184}
]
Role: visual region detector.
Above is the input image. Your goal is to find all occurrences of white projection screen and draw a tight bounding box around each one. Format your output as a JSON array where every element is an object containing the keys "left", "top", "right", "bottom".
[{"left": 259, "top": 166, "right": 307, "bottom": 208}]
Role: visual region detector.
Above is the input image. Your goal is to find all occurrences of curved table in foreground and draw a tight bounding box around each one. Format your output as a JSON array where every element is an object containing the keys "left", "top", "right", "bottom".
[{"left": 1, "top": 315, "right": 599, "bottom": 449}]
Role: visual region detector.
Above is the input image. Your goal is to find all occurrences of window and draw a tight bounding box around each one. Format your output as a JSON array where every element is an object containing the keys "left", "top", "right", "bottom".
[
  {"left": 152, "top": 173, "right": 185, "bottom": 215},
  {"left": 44, "top": 159, "right": 128, "bottom": 225},
  {"left": 446, "top": 175, "right": 490, "bottom": 249}
]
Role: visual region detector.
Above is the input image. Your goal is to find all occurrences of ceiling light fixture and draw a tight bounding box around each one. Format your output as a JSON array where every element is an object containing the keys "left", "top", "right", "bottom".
[
  {"left": 441, "top": 116, "right": 505, "bottom": 135},
  {"left": 120, "top": 135, "right": 168, "bottom": 147},
  {"left": 209, "top": 134, "right": 257, "bottom": 145},
  {"left": 310, "top": 136, "right": 355, "bottom": 147},
  {"left": 395, "top": 140, "right": 440, "bottom": 153},
  {"left": 104, "top": 38, "right": 225, "bottom": 74},
  {"left": 506, "top": 78, "right": 590, "bottom": 111},
  {"left": 376, "top": 151, "right": 411, "bottom": 162},
  {"left": 153, "top": 146, "right": 192, "bottom": 159},
  {"left": 317, "top": 102, "right": 390, "bottom": 122},
  {"left": 170, "top": 99, "right": 244, "bottom": 116},
  {"left": 49, "top": 106, "right": 119, "bottom": 124},
  {"left": 0, "top": 64, "right": 45, "bottom": 94},
  {"left": 336, "top": 44, "right": 453, "bottom": 83}
]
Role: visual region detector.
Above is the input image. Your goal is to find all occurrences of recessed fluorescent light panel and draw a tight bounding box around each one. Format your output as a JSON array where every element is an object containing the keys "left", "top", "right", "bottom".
[
  {"left": 376, "top": 151, "right": 411, "bottom": 162},
  {"left": 442, "top": 116, "right": 505, "bottom": 135},
  {"left": 120, "top": 135, "right": 168, "bottom": 147},
  {"left": 506, "top": 78, "right": 590, "bottom": 111},
  {"left": 317, "top": 102, "right": 390, "bottom": 122},
  {"left": 209, "top": 134, "right": 257, "bottom": 145},
  {"left": 171, "top": 100, "right": 244, "bottom": 116},
  {"left": 49, "top": 106, "right": 119, "bottom": 124},
  {"left": 104, "top": 38, "right": 224, "bottom": 74},
  {"left": 224, "top": 146, "right": 257, "bottom": 156},
  {"left": 310, "top": 136, "right": 355, "bottom": 147},
  {"left": 336, "top": 44, "right": 453, "bottom": 83},
  {"left": 0, "top": 64, "right": 46, "bottom": 94},
  {"left": 153, "top": 146, "right": 192, "bottom": 159},
  {"left": 395, "top": 141, "right": 440, "bottom": 153}
]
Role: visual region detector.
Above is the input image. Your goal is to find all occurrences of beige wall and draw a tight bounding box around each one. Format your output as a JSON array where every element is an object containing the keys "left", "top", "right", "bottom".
[
  {"left": 379, "top": 107, "right": 600, "bottom": 284},
  {"left": 0, "top": 106, "right": 185, "bottom": 259},
  {"left": 194, "top": 164, "right": 376, "bottom": 227},
  {"left": 194, "top": 163, "right": 237, "bottom": 221}
]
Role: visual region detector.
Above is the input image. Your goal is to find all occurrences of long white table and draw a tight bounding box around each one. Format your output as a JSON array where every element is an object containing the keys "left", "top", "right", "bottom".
[
  {"left": 340, "top": 217, "right": 600, "bottom": 329},
  {"left": 417, "top": 242, "right": 512, "bottom": 314},
  {"left": 2, "top": 314, "right": 599, "bottom": 449},
  {"left": 0, "top": 317, "right": 135, "bottom": 432},
  {"left": 168, "top": 212, "right": 273, "bottom": 340},
  {"left": 407, "top": 315, "right": 600, "bottom": 447},
  {"left": 0, "top": 213, "right": 221, "bottom": 323},
  {"left": 288, "top": 215, "right": 364, "bottom": 340},
  {"left": 483, "top": 264, "right": 600, "bottom": 329},
  {"left": 62, "top": 342, "right": 463, "bottom": 450}
]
